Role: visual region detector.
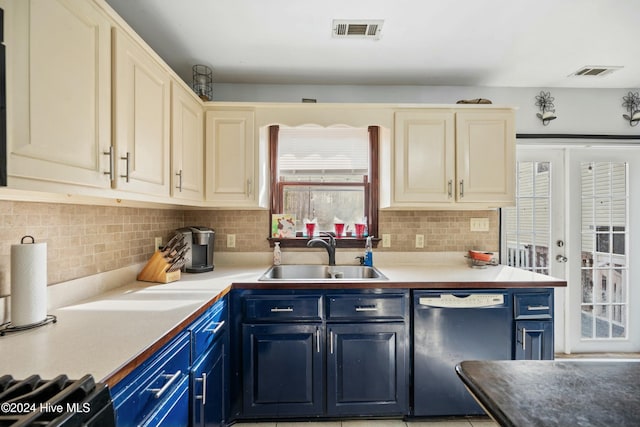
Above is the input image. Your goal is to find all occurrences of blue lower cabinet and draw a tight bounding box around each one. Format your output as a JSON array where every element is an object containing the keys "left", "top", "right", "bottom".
[
  {"left": 191, "top": 337, "right": 227, "bottom": 427},
  {"left": 140, "top": 376, "right": 189, "bottom": 427},
  {"left": 515, "top": 320, "right": 554, "bottom": 360},
  {"left": 111, "top": 332, "right": 190, "bottom": 427},
  {"left": 326, "top": 323, "right": 407, "bottom": 416},
  {"left": 242, "top": 323, "right": 323, "bottom": 417}
]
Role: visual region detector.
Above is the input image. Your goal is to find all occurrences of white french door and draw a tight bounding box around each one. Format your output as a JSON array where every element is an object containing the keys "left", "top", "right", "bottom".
[
  {"left": 504, "top": 144, "right": 640, "bottom": 353},
  {"left": 567, "top": 148, "right": 640, "bottom": 352},
  {"left": 502, "top": 147, "right": 567, "bottom": 351}
]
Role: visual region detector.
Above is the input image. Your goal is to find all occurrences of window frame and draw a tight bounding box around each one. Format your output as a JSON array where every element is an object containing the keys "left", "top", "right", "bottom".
[{"left": 268, "top": 124, "right": 380, "bottom": 248}]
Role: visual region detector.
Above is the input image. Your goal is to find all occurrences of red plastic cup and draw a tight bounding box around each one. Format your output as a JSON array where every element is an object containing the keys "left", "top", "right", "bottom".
[
  {"left": 354, "top": 223, "right": 366, "bottom": 238},
  {"left": 305, "top": 223, "right": 316, "bottom": 237},
  {"left": 334, "top": 223, "right": 345, "bottom": 237}
]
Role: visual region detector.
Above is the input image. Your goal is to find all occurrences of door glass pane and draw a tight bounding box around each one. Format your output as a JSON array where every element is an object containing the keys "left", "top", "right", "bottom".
[
  {"left": 502, "top": 161, "right": 551, "bottom": 273},
  {"left": 580, "top": 161, "right": 628, "bottom": 340}
]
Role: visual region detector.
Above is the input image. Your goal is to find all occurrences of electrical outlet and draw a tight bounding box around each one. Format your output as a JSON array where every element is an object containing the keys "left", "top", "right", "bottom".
[
  {"left": 154, "top": 236, "right": 163, "bottom": 249},
  {"left": 470, "top": 217, "right": 490, "bottom": 232},
  {"left": 227, "top": 234, "right": 236, "bottom": 248},
  {"left": 382, "top": 234, "right": 391, "bottom": 248},
  {"left": 415, "top": 234, "right": 425, "bottom": 248}
]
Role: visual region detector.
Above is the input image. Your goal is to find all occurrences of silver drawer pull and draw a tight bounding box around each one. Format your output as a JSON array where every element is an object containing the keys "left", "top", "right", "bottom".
[
  {"left": 355, "top": 305, "right": 378, "bottom": 312},
  {"left": 195, "top": 373, "right": 207, "bottom": 405},
  {"left": 270, "top": 307, "right": 294, "bottom": 313},
  {"left": 527, "top": 305, "right": 550, "bottom": 311},
  {"left": 148, "top": 370, "right": 182, "bottom": 399},
  {"left": 205, "top": 320, "right": 226, "bottom": 335}
]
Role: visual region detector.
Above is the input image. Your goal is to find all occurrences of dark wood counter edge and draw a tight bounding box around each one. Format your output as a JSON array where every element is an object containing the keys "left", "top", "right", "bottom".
[
  {"left": 102, "top": 285, "right": 232, "bottom": 388},
  {"left": 102, "top": 278, "right": 565, "bottom": 388},
  {"left": 231, "top": 280, "right": 566, "bottom": 289},
  {"left": 455, "top": 362, "right": 514, "bottom": 427}
]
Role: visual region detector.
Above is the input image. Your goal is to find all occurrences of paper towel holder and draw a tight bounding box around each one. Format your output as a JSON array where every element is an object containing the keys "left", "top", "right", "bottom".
[{"left": 0, "top": 235, "right": 57, "bottom": 336}]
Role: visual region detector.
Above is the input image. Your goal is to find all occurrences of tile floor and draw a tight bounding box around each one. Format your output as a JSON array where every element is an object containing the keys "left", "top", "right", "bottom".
[{"left": 232, "top": 418, "right": 498, "bottom": 427}]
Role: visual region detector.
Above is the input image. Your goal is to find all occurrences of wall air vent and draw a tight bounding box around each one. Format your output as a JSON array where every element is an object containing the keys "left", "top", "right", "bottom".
[
  {"left": 332, "top": 20, "right": 383, "bottom": 40},
  {"left": 570, "top": 65, "right": 623, "bottom": 77}
]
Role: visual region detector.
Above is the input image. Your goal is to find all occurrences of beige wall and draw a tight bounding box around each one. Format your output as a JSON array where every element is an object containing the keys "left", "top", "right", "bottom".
[{"left": 0, "top": 202, "right": 499, "bottom": 297}]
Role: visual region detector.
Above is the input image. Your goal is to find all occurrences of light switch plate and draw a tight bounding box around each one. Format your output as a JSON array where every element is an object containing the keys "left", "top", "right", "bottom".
[
  {"left": 154, "top": 236, "right": 163, "bottom": 249},
  {"left": 227, "top": 234, "right": 236, "bottom": 248},
  {"left": 382, "top": 234, "right": 391, "bottom": 248},
  {"left": 470, "top": 218, "right": 490, "bottom": 232},
  {"left": 415, "top": 234, "right": 424, "bottom": 248}
]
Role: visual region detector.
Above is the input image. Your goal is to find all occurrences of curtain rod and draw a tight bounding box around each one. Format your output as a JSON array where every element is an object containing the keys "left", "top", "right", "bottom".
[{"left": 517, "top": 133, "right": 640, "bottom": 140}]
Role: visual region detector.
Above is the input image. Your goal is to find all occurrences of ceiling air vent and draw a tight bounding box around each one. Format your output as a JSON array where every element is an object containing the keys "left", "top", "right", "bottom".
[
  {"left": 332, "top": 20, "right": 383, "bottom": 40},
  {"left": 570, "top": 65, "right": 623, "bottom": 77}
]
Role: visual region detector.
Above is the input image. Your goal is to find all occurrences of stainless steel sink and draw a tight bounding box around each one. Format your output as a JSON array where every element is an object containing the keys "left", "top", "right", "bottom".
[{"left": 259, "top": 264, "right": 388, "bottom": 281}]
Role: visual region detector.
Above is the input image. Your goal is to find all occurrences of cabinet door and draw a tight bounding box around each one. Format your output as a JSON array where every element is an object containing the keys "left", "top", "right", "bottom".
[
  {"left": 455, "top": 110, "right": 515, "bottom": 205},
  {"left": 171, "top": 80, "right": 204, "bottom": 202},
  {"left": 8, "top": 0, "right": 111, "bottom": 188},
  {"left": 393, "top": 111, "right": 455, "bottom": 204},
  {"left": 515, "top": 320, "right": 554, "bottom": 360},
  {"left": 113, "top": 28, "right": 171, "bottom": 196},
  {"left": 326, "top": 323, "right": 407, "bottom": 416},
  {"left": 191, "top": 337, "right": 227, "bottom": 427},
  {"left": 205, "top": 110, "right": 256, "bottom": 206},
  {"left": 242, "top": 323, "right": 323, "bottom": 417}
]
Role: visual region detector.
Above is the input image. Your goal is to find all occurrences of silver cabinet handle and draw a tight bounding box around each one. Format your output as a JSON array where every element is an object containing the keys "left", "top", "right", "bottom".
[
  {"left": 522, "top": 328, "right": 526, "bottom": 350},
  {"left": 355, "top": 305, "right": 378, "bottom": 312},
  {"left": 148, "top": 370, "right": 182, "bottom": 399},
  {"left": 205, "top": 320, "right": 225, "bottom": 335},
  {"left": 103, "top": 146, "right": 115, "bottom": 180},
  {"left": 527, "top": 305, "right": 550, "bottom": 311},
  {"left": 247, "top": 178, "right": 253, "bottom": 196},
  {"left": 330, "top": 330, "right": 334, "bottom": 354},
  {"left": 459, "top": 179, "right": 464, "bottom": 198},
  {"left": 120, "top": 152, "right": 130, "bottom": 183},
  {"left": 270, "top": 307, "right": 293, "bottom": 313},
  {"left": 447, "top": 179, "right": 453, "bottom": 198},
  {"left": 316, "top": 327, "right": 320, "bottom": 353},
  {"left": 176, "top": 170, "right": 183, "bottom": 192},
  {"left": 195, "top": 373, "right": 207, "bottom": 405}
]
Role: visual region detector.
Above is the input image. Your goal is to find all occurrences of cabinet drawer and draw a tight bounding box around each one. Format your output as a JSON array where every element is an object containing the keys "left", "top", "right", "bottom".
[
  {"left": 244, "top": 295, "right": 322, "bottom": 322},
  {"left": 112, "top": 332, "right": 190, "bottom": 427},
  {"left": 514, "top": 291, "right": 553, "bottom": 319},
  {"left": 327, "top": 294, "right": 406, "bottom": 321},
  {"left": 191, "top": 297, "right": 228, "bottom": 360}
]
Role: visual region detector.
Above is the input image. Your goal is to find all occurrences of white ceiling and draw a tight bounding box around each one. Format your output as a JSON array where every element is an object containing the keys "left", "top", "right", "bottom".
[{"left": 105, "top": 0, "right": 640, "bottom": 89}]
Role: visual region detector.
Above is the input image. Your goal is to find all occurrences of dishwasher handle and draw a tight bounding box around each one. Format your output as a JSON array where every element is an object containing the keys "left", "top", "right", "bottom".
[{"left": 417, "top": 293, "right": 507, "bottom": 309}]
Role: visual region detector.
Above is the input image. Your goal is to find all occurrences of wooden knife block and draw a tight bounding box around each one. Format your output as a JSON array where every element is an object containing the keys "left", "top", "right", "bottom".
[{"left": 137, "top": 251, "right": 181, "bottom": 283}]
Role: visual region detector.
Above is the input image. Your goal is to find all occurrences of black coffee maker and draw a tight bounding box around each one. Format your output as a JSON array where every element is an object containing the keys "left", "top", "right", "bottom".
[{"left": 175, "top": 226, "right": 215, "bottom": 273}]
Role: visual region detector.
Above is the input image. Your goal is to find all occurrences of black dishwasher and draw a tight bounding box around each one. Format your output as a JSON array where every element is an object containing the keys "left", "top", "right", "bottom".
[{"left": 413, "top": 290, "right": 511, "bottom": 417}]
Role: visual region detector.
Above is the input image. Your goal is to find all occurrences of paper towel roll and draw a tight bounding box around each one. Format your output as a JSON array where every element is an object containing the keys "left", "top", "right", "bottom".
[{"left": 11, "top": 236, "right": 48, "bottom": 327}]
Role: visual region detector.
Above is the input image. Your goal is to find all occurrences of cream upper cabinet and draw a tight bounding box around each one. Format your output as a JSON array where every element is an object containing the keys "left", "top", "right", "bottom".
[
  {"left": 8, "top": 0, "right": 112, "bottom": 189},
  {"left": 390, "top": 108, "right": 515, "bottom": 209},
  {"left": 205, "top": 110, "right": 257, "bottom": 207},
  {"left": 171, "top": 81, "right": 204, "bottom": 202},
  {"left": 393, "top": 111, "right": 456, "bottom": 204},
  {"left": 113, "top": 28, "right": 171, "bottom": 197},
  {"left": 455, "top": 110, "right": 515, "bottom": 205}
]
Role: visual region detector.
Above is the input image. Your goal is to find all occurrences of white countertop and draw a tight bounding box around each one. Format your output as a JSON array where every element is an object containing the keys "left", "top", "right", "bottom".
[{"left": 0, "top": 255, "right": 564, "bottom": 384}]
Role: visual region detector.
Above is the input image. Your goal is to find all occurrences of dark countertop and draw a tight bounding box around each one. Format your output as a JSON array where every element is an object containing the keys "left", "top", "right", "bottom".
[{"left": 456, "top": 360, "right": 640, "bottom": 427}]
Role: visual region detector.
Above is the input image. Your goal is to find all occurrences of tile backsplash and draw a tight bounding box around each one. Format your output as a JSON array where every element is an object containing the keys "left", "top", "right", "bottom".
[
  {"left": 0, "top": 201, "right": 183, "bottom": 297},
  {"left": 0, "top": 201, "right": 499, "bottom": 297}
]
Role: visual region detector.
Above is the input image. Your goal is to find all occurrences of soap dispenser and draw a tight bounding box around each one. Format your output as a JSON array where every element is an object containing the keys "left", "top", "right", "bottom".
[
  {"left": 273, "top": 242, "right": 282, "bottom": 266},
  {"left": 364, "top": 236, "right": 373, "bottom": 267}
]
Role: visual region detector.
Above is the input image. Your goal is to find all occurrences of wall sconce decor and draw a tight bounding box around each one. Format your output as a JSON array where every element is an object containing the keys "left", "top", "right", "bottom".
[
  {"left": 535, "top": 91, "right": 557, "bottom": 126},
  {"left": 622, "top": 91, "right": 640, "bottom": 126},
  {"left": 192, "top": 64, "right": 213, "bottom": 101}
]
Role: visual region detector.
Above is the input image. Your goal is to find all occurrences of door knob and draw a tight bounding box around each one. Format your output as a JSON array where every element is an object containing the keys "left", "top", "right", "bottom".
[{"left": 556, "top": 254, "right": 568, "bottom": 263}]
